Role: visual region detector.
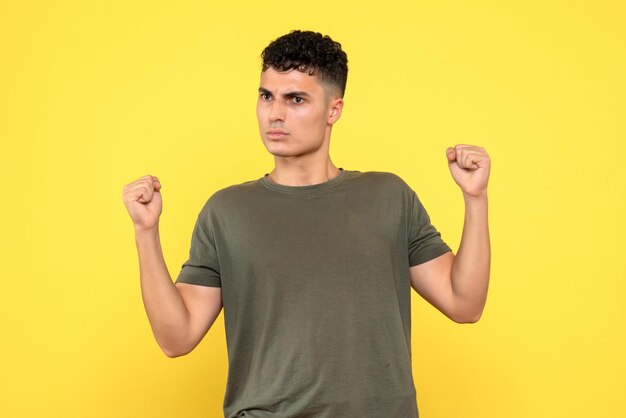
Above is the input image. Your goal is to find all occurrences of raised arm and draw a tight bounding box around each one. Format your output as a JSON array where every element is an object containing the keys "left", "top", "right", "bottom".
[
  {"left": 410, "top": 145, "right": 491, "bottom": 323},
  {"left": 123, "top": 175, "right": 223, "bottom": 357}
]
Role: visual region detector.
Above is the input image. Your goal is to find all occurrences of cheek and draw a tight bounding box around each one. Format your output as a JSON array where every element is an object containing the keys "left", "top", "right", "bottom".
[{"left": 298, "top": 107, "right": 326, "bottom": 126}]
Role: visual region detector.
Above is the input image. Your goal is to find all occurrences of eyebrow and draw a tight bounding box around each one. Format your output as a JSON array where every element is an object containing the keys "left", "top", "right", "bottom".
[{"left": 258, "top": 87, "right": 311, "bottom": 98}]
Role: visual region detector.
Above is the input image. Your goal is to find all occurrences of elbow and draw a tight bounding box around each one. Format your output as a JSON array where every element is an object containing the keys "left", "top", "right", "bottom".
[
  {"left": 451, "top": 307, "right": 484, "bottom": 324},
  {"left": 456, "top": 313, "right": 481, "bottom": 324},
  {"left": 159, "top": 340, "right": 190, "bottom": 358},
  {"left": 164, "top": 348, "right": 184, "bottom": 358},
  {"left": 163, "top": 346, "right": 189, "bottom": 358}
]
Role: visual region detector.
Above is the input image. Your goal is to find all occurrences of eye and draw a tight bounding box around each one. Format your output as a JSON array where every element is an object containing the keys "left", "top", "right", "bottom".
[
  {"left": 292, "top": 96, "right": 304, "bottom": 104},
  {"left": 260, "top": 92, "right": 272, "bottom": 100}
]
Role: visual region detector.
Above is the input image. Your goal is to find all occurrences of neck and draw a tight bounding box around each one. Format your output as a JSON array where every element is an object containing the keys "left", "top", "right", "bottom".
[
  {"left": 268, "top": 156, "right": 340, "bottom": 187},
  {"left": 267, "top": 127, "right": 341, "bottom": 187}
]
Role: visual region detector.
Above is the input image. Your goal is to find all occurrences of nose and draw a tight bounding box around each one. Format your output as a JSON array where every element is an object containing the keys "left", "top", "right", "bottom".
[{"left": 268, "top": 100, "right": 286, "bottom": 123}]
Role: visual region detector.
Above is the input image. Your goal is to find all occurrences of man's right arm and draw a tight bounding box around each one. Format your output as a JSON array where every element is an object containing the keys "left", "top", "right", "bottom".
[
  {"left": 123, "top": 175, "right": 222, "bottom": 358},
  {"left": 135, "top": 227, "right": 223, "bottom": 357}
]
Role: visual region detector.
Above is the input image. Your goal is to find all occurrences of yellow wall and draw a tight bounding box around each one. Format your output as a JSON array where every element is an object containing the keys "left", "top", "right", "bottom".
[{"left": 1, "top": 1, "right": 624, "bottom": 417}]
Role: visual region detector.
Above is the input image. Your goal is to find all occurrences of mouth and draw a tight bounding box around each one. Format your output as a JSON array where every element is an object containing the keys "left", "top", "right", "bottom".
[{"left": 266, "top": 129, "right": 289, "bottom": 139}]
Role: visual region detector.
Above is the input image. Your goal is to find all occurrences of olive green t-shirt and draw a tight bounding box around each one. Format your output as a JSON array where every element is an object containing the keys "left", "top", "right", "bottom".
[{"left": 175, "top": 168, "right": 452, "bottom": 418}]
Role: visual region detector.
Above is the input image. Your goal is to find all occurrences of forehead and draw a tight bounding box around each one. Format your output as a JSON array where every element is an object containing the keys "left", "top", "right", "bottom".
[{"left": 259, "top": 67, "right": 325, "bottom": 94}]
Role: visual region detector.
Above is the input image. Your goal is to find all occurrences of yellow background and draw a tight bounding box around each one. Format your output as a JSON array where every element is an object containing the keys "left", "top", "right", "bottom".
[{"left": 1, "top": 1, "right": 624, "bottom": 417}]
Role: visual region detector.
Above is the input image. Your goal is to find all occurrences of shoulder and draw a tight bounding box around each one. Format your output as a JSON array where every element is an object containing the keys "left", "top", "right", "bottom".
[
  {"left": 198, "top": 178, "right": 262, "bottom": 217},
  {"left": 350, "top": 170, "right": 413, "bottom": 194},
  {"left": 212, "top": 178, "right": 260, "bottom": 199}
]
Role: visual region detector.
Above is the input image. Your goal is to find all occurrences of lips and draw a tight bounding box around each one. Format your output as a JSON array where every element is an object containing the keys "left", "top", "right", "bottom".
[{"left": 266, "top": 129, "right": 289, "bottom": 139}]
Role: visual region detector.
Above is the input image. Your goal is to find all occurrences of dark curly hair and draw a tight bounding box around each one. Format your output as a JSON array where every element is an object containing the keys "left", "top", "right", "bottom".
[{"left": 261, "top": 30, "right": 348, "bottom": 98}]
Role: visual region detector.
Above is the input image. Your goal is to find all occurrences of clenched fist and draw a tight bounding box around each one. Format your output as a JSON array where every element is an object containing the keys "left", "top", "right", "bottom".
[
  {"left": 445, "top": 144, "right": 491, "bottom": 199},
  {"left": 122, "top": 175, "right": 163, "bottom": 231}
]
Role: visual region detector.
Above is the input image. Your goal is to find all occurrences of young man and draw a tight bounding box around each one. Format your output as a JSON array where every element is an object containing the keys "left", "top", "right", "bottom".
[{"left": 122, "top": 30, "right": 491, "bottom": 418}]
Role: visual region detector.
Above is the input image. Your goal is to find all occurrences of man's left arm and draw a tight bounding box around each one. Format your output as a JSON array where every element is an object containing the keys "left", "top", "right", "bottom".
[{"left": 410, "top": 144, "right": 491, "bottom": 323}]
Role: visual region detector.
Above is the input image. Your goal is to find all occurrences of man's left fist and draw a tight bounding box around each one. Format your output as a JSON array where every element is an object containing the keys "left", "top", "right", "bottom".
[{"left": 446, "top": 144, "right": 491, "bottom": 198}]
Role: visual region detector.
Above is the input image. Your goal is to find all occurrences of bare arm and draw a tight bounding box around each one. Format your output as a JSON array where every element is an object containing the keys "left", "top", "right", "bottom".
[
  {"left": 135, "top": 226, "right": 222, "bottom": 357},
  {"left": 410, "top": 145, "right": 491, "bottom": 323},
  {"left": 410, "top": 193, "right": 490, "bottom": 323},
  {"left": 124, "top": 175, "right": 222, "bottom": 357}
]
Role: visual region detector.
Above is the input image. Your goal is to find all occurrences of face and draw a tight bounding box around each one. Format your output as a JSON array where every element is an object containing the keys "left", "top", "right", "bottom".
[{"left": 256, "top": 67, "right": 343, "bottom": 159}]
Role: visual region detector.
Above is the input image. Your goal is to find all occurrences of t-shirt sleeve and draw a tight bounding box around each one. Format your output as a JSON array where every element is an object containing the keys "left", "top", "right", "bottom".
[
  {"left": 407, "top": 190, "right": 452, "bottom": 266},
  {"left": 175, "top": 211, "right": 222, "bottom": 287}
]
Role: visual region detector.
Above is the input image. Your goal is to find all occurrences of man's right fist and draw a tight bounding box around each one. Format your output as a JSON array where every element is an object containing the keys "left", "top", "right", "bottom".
[{"left": 122, "top": 175, "right": 163, "bottom": 231}]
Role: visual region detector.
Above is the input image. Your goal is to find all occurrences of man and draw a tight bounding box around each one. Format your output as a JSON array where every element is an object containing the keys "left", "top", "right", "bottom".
[{"left": 122, "top": 30, "right": 490, "bottom": 418}]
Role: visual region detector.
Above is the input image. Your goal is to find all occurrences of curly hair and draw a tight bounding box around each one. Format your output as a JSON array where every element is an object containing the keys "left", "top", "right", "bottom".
[{"left": 261, "top": 30, "right": 348, "bottom": 98}]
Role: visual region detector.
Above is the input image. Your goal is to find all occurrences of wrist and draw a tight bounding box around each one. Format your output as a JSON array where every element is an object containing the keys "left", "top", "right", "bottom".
[
  {"left": 463, "top": 191, "right": 488, "bottom": 204},
  {"left": 135, "top": 224, "right": 159, "bottom": 238}
]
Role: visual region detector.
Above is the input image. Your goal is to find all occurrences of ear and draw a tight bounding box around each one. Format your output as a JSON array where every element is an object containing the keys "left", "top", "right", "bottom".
[{"left": 327, "top": 98, "right": 344, "bottom": 125}]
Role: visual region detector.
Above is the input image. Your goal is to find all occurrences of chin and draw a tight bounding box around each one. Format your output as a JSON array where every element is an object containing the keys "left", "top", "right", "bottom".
[
  {"left": 265, "top": 147, "right": 298, "bottom": 158},
  {"left": 262, "top": 141, "right": 296, "bottom": 157},
  {"left": 261, "top": 138, "right": 322, "bottom": 158}
]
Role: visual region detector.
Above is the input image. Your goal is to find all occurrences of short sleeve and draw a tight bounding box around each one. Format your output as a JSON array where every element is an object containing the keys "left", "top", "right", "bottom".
[
  {"left": 175, "top": 213, "right": 221, "bottom": 287},
  {"left": 408, "top": 191, "right": 452, "bottom": 266}
]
